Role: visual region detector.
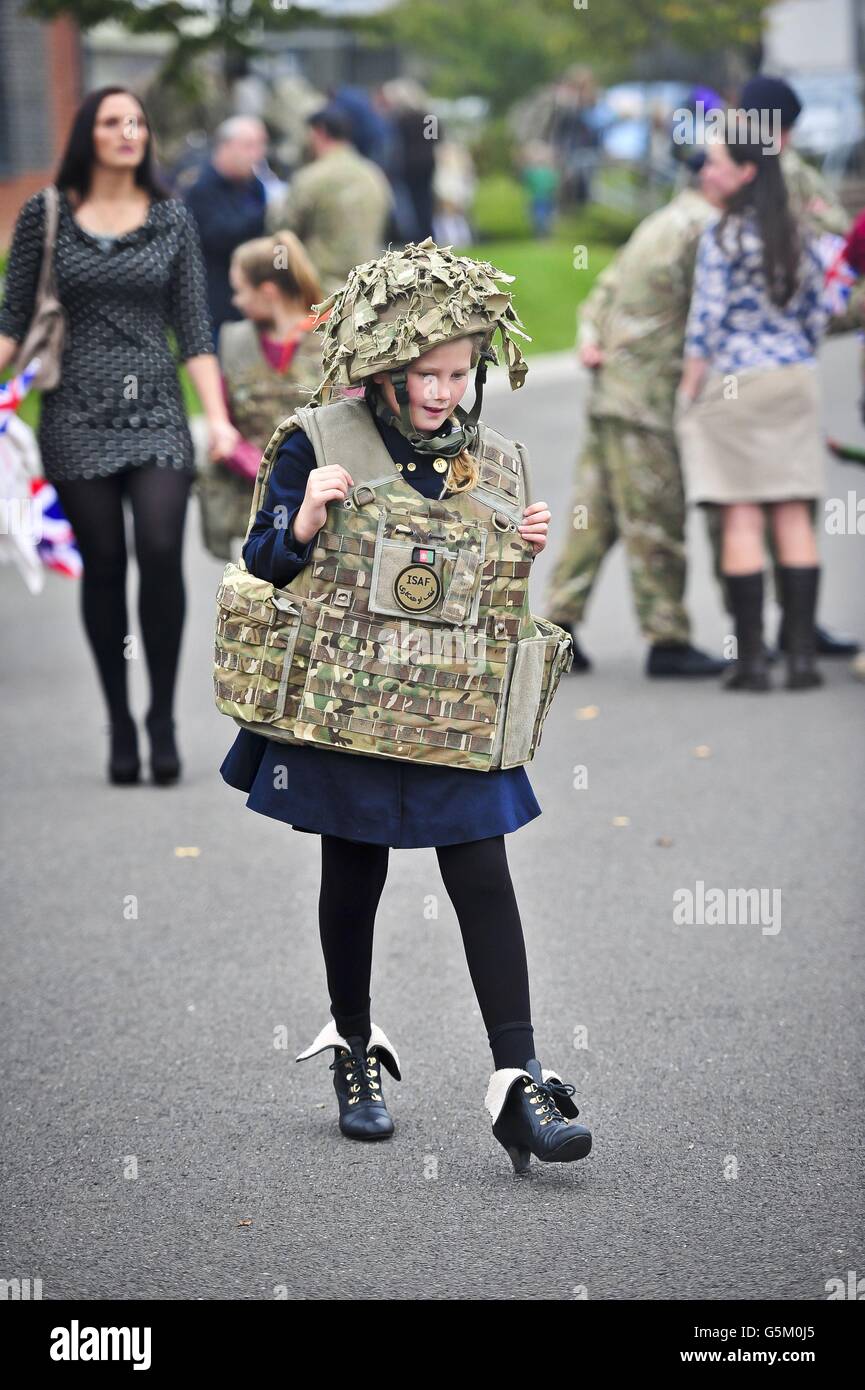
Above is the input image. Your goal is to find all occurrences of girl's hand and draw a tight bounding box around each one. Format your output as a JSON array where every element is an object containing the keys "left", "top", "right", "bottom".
[
  {"left": 208, "top": 417, "right": 240, "bottom": 461},
  {"left": 518, "top": 500, "right": 551, "bottom": 554},
  {"left": 293, "top": 464, "right": 355, "bottom": 544}
]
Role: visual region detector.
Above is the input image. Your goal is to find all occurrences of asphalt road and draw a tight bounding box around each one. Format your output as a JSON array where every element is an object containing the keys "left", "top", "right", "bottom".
[{"left": 1, "top": 337, "right": 863, "bottom": 1301}]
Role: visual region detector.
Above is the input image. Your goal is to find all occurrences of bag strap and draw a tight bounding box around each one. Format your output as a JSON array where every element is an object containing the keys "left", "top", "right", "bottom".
[{"left": 36, "top": 186, "right": 60, "bottom": 304}]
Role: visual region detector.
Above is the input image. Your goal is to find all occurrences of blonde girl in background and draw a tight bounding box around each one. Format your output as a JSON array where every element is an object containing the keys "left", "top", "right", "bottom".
[{"left": 198, "top": 230, "right": 324, "bottom": 562}]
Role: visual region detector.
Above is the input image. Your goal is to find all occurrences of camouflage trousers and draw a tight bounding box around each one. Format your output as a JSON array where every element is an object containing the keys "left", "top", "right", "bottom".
[{"left": 545, "top": 415, "right": 691, "bottom": 643}]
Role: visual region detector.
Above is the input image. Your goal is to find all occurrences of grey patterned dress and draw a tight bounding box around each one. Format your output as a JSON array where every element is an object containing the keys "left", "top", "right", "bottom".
[{"left": 0, "top": 187, "right": 214, "bottom": 481}]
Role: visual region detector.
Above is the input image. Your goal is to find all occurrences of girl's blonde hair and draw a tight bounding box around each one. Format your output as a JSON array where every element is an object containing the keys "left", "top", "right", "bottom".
[
  {"left": 441, "top": 332, "right": 488, "bottom": 494},
  {"left": 230, "top": 229, "right": 322, "bottom": 310}
]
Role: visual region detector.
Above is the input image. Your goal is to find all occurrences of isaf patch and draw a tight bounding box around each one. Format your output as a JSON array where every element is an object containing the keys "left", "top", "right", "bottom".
[{"left": 394, "top": 564, "right": 442, "bottom": 612}]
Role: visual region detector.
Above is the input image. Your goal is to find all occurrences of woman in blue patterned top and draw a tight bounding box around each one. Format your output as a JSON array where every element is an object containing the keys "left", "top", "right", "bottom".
[{"left": 675, "top": 128, "right": 829, "bottom": 692}]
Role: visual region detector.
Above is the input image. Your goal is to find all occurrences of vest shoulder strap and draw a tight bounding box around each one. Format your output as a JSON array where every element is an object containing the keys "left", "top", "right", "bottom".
[
  {"left": 241, "top": 398, "right": 391, "bottom": 557},
  {"left": 295, "top": 397, "right": 396, "bottom": 484},
  {"left": 218, "top": 319, "right": 262, "bottom": 376},
  {"left": 242, "top": 410, "right": 306, "bottom": 550}
]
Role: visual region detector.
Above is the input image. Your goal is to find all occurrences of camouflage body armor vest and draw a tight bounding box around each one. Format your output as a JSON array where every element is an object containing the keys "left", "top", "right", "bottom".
[
  {"left": 197, "top": 319, "right": 322, "bottom": 562},
  {"left": 213, "top": 396, "right": 573, "bottom": 771}
]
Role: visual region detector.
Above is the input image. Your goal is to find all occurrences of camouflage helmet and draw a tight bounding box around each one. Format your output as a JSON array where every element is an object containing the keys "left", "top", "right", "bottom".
[{"left": 306, "top": 237, "right": 531, "bottom": 457}]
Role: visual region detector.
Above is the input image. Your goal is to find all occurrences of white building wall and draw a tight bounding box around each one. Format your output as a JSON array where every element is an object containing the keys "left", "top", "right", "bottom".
[{"left": 763, "top": 0, "right": 859, "bottom": 73}]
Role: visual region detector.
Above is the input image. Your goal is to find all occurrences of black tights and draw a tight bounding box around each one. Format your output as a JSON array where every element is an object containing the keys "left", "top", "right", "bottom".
[
  {"left": 52, "top": 465, "right": 192, "bottom": 730},
  {"left": 318, "top": 833, "right": 535, "bottom": 1070}
]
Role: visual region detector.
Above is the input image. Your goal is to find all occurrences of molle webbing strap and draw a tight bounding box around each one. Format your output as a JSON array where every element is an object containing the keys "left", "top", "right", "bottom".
[{"left": 440, "top": 548, "right": 482, "bottom": 623}]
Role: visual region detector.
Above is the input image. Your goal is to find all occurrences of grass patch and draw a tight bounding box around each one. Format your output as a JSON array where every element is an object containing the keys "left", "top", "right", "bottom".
[
  {"left": 455, "top": 236, "right": 621, "bottom": 356},
  {"left": 460, "top": 174, "right": 639, "bottom": 355}
]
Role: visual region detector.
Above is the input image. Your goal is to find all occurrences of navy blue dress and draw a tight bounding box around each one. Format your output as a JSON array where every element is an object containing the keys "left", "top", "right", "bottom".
[{"left": 218, "top": 406, "right": 542, "bottom": 848}]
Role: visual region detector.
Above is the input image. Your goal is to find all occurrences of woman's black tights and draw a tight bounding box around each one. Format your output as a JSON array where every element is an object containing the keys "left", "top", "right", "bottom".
[
  {"left": 52, "top": 465, "right": 193, "bottom": 732},
  {"left": 318, "top": 833, "right": 535, "bottom": 1070}
]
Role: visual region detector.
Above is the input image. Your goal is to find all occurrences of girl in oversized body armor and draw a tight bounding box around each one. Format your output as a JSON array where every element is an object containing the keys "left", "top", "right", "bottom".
[{"left": 217, "top": 238, "right": 592, "bottom": 1172}]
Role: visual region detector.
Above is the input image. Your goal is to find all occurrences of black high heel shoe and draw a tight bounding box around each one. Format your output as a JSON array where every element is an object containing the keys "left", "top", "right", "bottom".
[
  {"left": 485, "top": 1058, "right": 592, "bottom": 1173},
  {"left": 296, "top": 1020, "right": 401, "bottom": 1141},
  {"left": 108, "top": 717, "right": 140, "bottom": 785},
  {"left": 145, "top": 712, "right": 181, "bottom": 785},
  {"left": 328, "top": 1037, "right": 396, "bottom": 1140}
]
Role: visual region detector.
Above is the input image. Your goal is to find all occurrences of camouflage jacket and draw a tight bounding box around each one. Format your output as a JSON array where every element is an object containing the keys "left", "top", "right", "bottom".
[
  {"left": 780, "top": 146, "right": 850, "bottom": 238},
  {"left": 267, "top": 146, "right": 394, "bottom": 296},
  {"left": 213, "top": 397, "right": 573, "bottom": 771},
  {"left": 577, "top": 188, "right": 716, "bottom": 432}
]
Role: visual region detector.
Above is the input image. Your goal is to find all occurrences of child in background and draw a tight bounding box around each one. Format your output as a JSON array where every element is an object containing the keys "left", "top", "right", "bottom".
[
  {"left": 520, "top": 141, "right": 559, "bottom": 240},
  {"left": 198, "top": 230, "right": 324, "bottom": 561}
]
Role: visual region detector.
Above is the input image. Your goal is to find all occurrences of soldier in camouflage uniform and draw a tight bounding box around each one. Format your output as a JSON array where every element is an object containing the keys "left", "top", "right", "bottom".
[
  {"left": 545, "top": 181, "right": 727, "bottom": 676},
  {"left": 218, "top": 237, "right": 593, "bottom": 1172},
  {"left": 266, "top": 107, "right": 393, "bottom": 297}
]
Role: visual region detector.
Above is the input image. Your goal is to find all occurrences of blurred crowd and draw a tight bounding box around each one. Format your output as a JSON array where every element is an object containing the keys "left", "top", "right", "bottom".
[{"left": 167, "top": 81, "right": 477, "bottom": 339}]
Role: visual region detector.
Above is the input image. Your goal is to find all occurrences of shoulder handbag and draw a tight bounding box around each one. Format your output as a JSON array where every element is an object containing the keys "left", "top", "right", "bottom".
[{"left": 13, "top": 185, "right": 67, "bottom": 391}]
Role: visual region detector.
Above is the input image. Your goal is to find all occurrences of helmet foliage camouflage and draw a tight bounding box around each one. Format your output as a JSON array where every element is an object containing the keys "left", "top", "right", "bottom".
[{"left": 306, "top": 236, "right": 531, "bottom": 407}]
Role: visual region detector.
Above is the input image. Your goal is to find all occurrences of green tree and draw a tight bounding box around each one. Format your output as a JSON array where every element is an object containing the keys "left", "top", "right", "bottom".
[{"left": 360, "top": 0, "right": 778, "bottom": 114}]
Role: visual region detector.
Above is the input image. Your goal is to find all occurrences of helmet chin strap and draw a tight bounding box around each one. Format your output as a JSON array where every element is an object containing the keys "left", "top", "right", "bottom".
[{"left": 369, "top": 347, "right": 496, "bottom": 458}]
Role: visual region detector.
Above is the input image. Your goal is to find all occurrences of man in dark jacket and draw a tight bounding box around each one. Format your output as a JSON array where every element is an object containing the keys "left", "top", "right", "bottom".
[{"left": 185, "top": 117, "right": 268, "bottom": 345}]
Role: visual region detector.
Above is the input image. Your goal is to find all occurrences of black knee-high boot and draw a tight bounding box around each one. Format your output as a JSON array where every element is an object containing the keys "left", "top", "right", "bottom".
[
  {"left": 778, "top": 564, "right": 823, "bottom": 690},
  {"left": 723, "top": 570, "right": 770, "bottom": 691}
]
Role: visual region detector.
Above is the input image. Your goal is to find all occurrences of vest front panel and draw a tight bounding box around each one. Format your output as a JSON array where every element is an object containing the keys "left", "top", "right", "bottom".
[{"left": 213, "top": 400, "right": 574, "bottom": 771}]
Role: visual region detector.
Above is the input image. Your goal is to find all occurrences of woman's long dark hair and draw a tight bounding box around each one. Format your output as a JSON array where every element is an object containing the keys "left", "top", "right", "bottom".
[
  {"left": 54, "top": 86, "right": 170, "bottom": 203},
  {"left": 715, "top": 127, "right": 800, "bottom": 307}
]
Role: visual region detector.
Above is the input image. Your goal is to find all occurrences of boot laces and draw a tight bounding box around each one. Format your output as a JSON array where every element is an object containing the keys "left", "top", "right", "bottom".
[
  {"left": 329, "top": 1047, "right": 384, "bottom": 1105},
  {"left": 523, "top": 1076, "right": 577, "bottom": 1125}
]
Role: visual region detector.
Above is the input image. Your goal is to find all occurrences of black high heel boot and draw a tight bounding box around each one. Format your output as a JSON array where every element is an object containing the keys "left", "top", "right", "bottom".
[
  {"left": 296, "top": 1020, "right": 401, "bottom": 1141},
  {"left": 145, "top": 711, "right": 181, "bottom": 785},
  {"left": 777, "top": 565, "right": 824, "bottom": 690},
  {"left": 108, "top": 716, "right": 140, "bottom": 785},
  {"left": 723, "top": 571, "right": 770, "bottom": 691},
  {"left": 485, "top": 1059, "right": 592, "bottom": 1174}
]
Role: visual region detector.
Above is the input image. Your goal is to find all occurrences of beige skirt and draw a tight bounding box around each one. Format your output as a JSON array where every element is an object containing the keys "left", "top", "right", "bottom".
[{"left": 674, "top": 361, "right": 825, "bottom": 505}]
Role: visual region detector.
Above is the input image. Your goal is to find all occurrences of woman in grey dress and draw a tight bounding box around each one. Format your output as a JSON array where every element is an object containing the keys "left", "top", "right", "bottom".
[{"left": 0, "top": 86, "right": 239, "bottom": 783}]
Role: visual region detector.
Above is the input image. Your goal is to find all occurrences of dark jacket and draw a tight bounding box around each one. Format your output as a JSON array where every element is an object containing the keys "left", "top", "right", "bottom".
[{"left": 185, "top": 161, "right": 267, "bottom": 344}]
